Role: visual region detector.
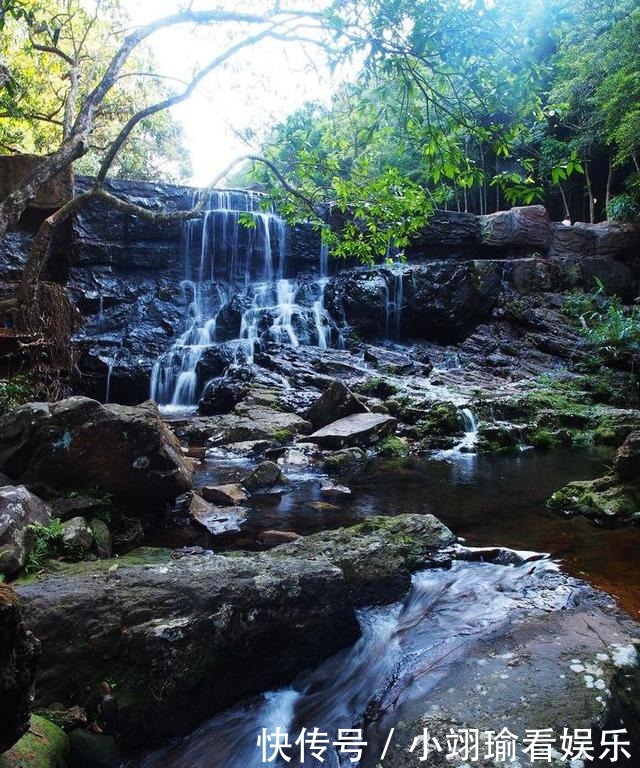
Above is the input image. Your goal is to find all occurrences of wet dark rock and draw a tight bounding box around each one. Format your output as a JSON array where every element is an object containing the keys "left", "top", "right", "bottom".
[
  {"left": 306, "top": 381, "right": 368, "bottom": 430},
  {"left": 363, "top": 346, "right": 424, "bottom": 375},
  {"left": 267, "top": 513, "right": 455, "bottom": 606},
  {"left": 322, "top": 447, "right": 366, "bottom": 471},
  {"left": 60, "top": 517, "right": 93, "bottom": 552},
  {"left": 613, "top": 431, "right": 640, "bottom": 481},
  {"left": 15, "top": 553, "right": 360, "bottom": 748},
  {"left": 320, "top": 482, "right": 352, "bottom": 498},
  {"left": 50, "top": 495, "right": 111, "bottom": 523},
  {"left": 200, "top": 483, "right": 248, "bottom": 506},
  {"left": 381, "top": 579, "right": 640, "bottom": 768},
  {"left": 0, "top": 398, "right": 192, "bottom": 521},
  {"left": 0, "top": 486, "right": 52, "bottom": 577},
  {"left": 0, "top": 584, "right": 40, "bottom": 752},
  {"left": 305, "top": 413, "right": 397, "bottom": 449},
  {"left": 242, "top": 461, "right": 282, "bottom": 492},
  {"left": 68, "top": 730, "right": 121, "bottom": 768}
]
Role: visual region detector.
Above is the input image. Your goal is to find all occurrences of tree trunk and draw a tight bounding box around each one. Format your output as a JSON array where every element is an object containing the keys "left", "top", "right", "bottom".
[
  {"left": 584, "top": 162, "right": 595, "bottom": 224},
  {"left": 605, "top": 156, "right": 613, "bottom": 217}
]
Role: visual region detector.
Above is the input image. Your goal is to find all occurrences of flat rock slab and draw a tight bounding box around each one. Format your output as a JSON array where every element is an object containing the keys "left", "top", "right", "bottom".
[
  {"left": 200, "top": 483, "right": 248, "bottom": 506},
  {"left": 15, "top": 553, "right": 359, "bottom": 749},
  {"left": 304, "top": 413, "right": 397, "bottom": 449}
]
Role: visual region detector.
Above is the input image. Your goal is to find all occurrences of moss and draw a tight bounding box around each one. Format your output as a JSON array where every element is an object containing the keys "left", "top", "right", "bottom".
[
  {"left": 323, "top": 448, "right": 366, "bottom": 471},
  {"left": 416, "top": 402, "right": 463, "bottom": 438},
  {"left": 547, "top": 477, "right": 640, "bottom": 521},
  {"left": 15, "top": 547, "right": 173, "bottom": 585},
  {"left": 477, "top": 424, "right": 521, "bottom": 454},
  {"left": 272, "top": 427, "right": 295, "bottom": 444},
  {"left": 377, "top": 435, "right": 409, "bottom": 458},
  {"left": 528, "top": 428, "right": 558, "bottom": 449},
  {"left": 353, "top": 378, "right": 399, "bottom": 399},
  {"left": 0, "top": 716, "right": 69, "bottom": 768}
]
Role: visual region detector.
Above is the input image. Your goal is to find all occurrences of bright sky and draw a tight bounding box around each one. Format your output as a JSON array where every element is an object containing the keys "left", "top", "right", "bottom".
[{"left": 123, "top": 0, "right": 348, "bottom": 186}]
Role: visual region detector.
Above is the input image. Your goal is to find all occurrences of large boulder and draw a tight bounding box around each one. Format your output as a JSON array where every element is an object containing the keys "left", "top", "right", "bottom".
[
  {"left": 0, "top": 715, "right": 68, "bottom": 768},
  {"left": 304, "top": 412, "right": 397, "bottom": 449},
  {"left": 267, "top": 514, "right": 455, "bottom": 605},
  {"left": 0, "top": 486, "right": 52, "bottom": 577},
  {"left": 0, "top": 398, "right": 192, "bottom": 519},
  {"left": 613, "top": 431, "right": 640, "bottom": 481},
  {"left": 15, "top": 553, "right": 360, "bottom": 748},
  {"left": 0, "top": 584, "right": 40, "bottom": 753},
  {"left": 479, "top": 204, "right": 550, "bottom": 249},
  {"left": 306, "top": 381, "right": 368, "bottom": 430}
]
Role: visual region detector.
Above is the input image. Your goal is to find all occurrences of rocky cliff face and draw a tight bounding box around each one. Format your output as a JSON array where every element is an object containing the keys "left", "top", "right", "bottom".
[{"left": 3, "top": 178, "right": 640, "bottom": 405}]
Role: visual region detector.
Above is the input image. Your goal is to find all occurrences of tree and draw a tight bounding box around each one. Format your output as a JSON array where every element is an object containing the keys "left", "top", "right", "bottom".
[{"left": 0, "top": 0, "right": 192, "bottom": 181}]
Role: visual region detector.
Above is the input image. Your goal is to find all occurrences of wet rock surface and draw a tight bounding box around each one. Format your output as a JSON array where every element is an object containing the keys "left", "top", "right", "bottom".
[
  {"left": 0, "top": 584, "right": 40, "bottom": 753},
  {"left": 305, "top": 412, "right": 397, "bottom": 449},
  {"left": 15, "top": 552, "right": 360, "bottom": 748},
  {"left": 0, "top": 486, "right": 51, "bottom": 577},
  {"left": 0, "top": 397, "right": 192, "bottom": 519}
]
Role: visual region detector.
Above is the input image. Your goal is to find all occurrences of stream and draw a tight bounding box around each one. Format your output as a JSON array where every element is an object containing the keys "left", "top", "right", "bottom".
[{"left": 137, "top": 445, "right": 640, "bottom": 767}]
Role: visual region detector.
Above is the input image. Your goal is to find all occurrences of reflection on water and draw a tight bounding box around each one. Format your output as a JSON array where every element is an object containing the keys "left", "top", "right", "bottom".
[{"left": 161, "top": 446, "right": 640, "bottom": 616}]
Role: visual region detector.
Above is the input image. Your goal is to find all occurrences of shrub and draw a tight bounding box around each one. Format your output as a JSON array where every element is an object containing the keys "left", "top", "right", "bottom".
[
  {"left": 0, "top": 374, "right": 36, "bottom": 415},
  {"left": 606, "top": 194, "right": 640, "bottom": 223}
]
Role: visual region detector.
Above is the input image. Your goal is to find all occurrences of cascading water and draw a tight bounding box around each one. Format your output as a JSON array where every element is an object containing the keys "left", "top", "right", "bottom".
[
  {"left": 138, "top": 556, "right": 565, "bottom": 768},
  {"left": 150, "top": 190, "right": 337, "bottom": 407}
]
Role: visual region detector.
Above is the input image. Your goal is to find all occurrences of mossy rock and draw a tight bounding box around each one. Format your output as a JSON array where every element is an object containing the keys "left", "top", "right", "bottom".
[
  {"left": 0, "top": 716, "right": 69, "bottom": 768},
  {"left": 477, "top": 424, "right": 523, "bottom": 453},
  {"left": 353, "top": 378, "right": 399, "bottom": 399},
  {"left": 322, "top": 447, "right": 366, "bottom": 471},
  {"left": 547, "top": 476, "right": 640, "bottom": 522},
  {"left": 377, "top": 435, "right": 410, "bottom": 458},
  {"left": 416, "top": 402, "right": 463, "bottom": 439}
]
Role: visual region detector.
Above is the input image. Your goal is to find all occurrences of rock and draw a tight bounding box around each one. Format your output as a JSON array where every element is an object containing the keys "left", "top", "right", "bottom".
[
  {"left": 187, "top": 494, "right": 248, "bottom": 535},
  {"left": 50, "top": 496, "right": 110, "bottom": 523},
  {"left": 184, "top": 446, "right": 206, "bottom": 460},
  {"left": 198, "top": 379, "right": 248, "bottom": 415},
  {"left": 0, "top": 584, "right": 40, "bottom": 752},
  {"left": 613, "top": 431, "right": 640, "bottom": 481},
  {"left": 479, "top": 204, "right": 550, "bottom": 249},
  {"left": 306, "top": 381, "right": 368, "bottom": 430},
  {"left": 68, "top": 730, "right": 121, "bottom": 768},
  {"left": 0, "top": 398, "right": 192, "bottom": 520},
  {"left": 200, "top": 483, "right": 248, "bottom": 506},
  {"left": 242, "top": 461, "right": 282, "bottom": 491},
  {"left": 267, "top": 513, "right": 455, "bottom": 605},
  {"left": 363, "top": 346, "right": 422, "bottom": 375},
  {"left": 322, "top": 447, "right": 366, "bottom": 471},
  {"left": 60, "top": 517, "right": 93, "bottom": 552},
  {"left": 88, "top": 519, "right": 112, "bottom": 559},
  {"left": 259, "top": 530, "right": 302, "bottom": 547},
  {"left": 304, "top": 413, "right": 397, "bottom": 449},
  {"left": 381, "top": 574, "right": 640, "bottom": 768},
  {"left": 35, "top": 706, "right": 87, "bottom": 732},
  {"left": 15, "top": 553, "right": 360, "bottom": 748},
  {"left": 320, "top": 482, "right": 352, "bottom": 498},
  {"left": 547, "top": 475, "right": 640, "bottom": 523},
  {"left": 0, "top": 716, "right": 69, "bottom": 768},
  {"left": 202, "top": 406, "right": 311, "bottom": 446},
  {"left": 0, "top": 486, "right": 52, "bottom": 577},
  {"left": 477, "top": 423, "right": 523, "bottom": 453}
]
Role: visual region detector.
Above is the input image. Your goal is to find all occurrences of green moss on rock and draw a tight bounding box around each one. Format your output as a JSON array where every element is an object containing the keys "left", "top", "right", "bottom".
[{"left": 0, "top": 716, "right": 69, "bottom": 768}]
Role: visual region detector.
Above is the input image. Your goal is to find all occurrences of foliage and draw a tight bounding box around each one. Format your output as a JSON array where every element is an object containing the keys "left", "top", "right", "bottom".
[
  {"left": 563, "top": 279, "right": 640, "bottom": 351},
  {"left": 606, "top": 194, "right": 640, "bottom": 223},
  {"left": 0, "top": 373, "right": 36, "bottom": 414},
  {"left": 0, "top": 0, "right": 191, "bottom": 182},
  {"left": 25, "top": 518, "right": 65, "bottom": 572}
]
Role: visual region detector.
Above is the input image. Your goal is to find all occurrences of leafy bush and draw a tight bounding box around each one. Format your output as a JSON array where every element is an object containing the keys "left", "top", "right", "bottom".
[
  {"left": 606, "top": 194, "right": 640, "bottom": 223},
  {"left": 0, "top": 374, "right": 36, "bottom": 415},
  {"left": 563, "top": 279, "right": 640, "bottom": 351},
  {"left": 25, "top": 519, "right": 65, "bottom": 573}
]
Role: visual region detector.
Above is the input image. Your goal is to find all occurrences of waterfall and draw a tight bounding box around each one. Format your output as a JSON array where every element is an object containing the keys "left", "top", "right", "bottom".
[
  {"left": 458, "top": 407, "right": 479, "bottom": 452},
  {"left": 150, "top": 190, "right": 337, "bottom": 408}
]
